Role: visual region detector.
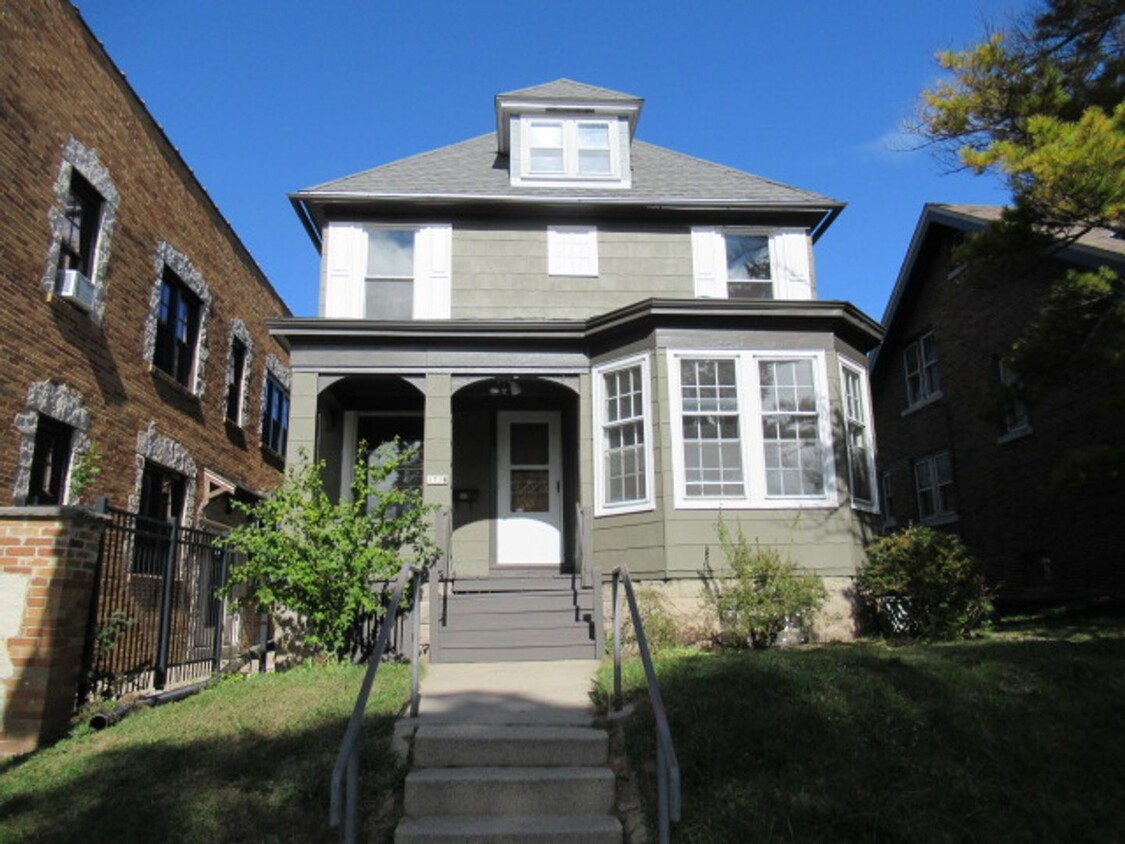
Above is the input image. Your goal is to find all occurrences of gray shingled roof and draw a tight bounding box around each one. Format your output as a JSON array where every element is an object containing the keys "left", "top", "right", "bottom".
[
  {"left": 497, "top": 79, "right": 642, "bottom": 102},
  {"left": 933, "top": 204, "right": 1125, "bottom": 258},
  {"left": 296, "top": 133, "right": 836, "bottom": 207}
]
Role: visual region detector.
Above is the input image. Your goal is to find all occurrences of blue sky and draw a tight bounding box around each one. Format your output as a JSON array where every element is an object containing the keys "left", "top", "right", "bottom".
[{"left": 74, "top": 1, "right": 1031, "bottom": 320}]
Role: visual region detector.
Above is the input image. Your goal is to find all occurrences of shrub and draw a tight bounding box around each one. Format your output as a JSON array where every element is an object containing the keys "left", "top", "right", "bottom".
[
  {"left": 220, "top": 442, "right": 440, "bottom": 658},
  {"left": 857, "top": 525, "right": 993, "bottom": 639},
  {"left": 706, "top": 521, "right": 828, "bottom": 649},
  {"left": 619, "top": 587, "right": 684, "bottom": 654}
]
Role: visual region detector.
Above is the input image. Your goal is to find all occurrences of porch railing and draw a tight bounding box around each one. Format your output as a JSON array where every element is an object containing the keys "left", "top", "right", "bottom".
[
  {"left": 612, "top": 564, "right": 682, "bottom": 844},
  {"left": 329, "top": 562, "right": 423, "bottom": 844}
]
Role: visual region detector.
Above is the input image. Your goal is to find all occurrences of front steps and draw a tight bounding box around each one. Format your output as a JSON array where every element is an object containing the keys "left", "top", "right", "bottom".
[
  {"left": 396, "top": 723, "right": 622, "bottom": 844},
  {"left": 434, "top": 571, "right": 599, "bottom": 662}
]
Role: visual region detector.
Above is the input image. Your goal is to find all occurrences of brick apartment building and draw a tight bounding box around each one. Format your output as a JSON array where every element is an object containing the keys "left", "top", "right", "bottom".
[
  {"left": 1, "top": 0, "right": 291, "bottom": 519},
  {"left": 872, "top": 204, "right": 1125, "bottom": 601},
  {"left": 0, "top": 0, "right": 291, "bottom": 754}
]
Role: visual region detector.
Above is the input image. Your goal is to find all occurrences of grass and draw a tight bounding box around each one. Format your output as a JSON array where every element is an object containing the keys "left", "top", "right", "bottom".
[
  {"left": 596, "top": 605, "right": 1125, "bottom": 843},
  {"left": 0, "top": 661, "right": 413, "bottom": 844}
]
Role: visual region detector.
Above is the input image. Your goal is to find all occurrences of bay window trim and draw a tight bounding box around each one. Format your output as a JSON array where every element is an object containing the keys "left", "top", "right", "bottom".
[
  {"left": 667, "top": 349, "right": 838, "bottom": 510},
  {"left": 839, "top": 358, "right": 879, "bottom": 513},
  {"left": 593, "top": 352, "right": 655, "bottom": 516}
]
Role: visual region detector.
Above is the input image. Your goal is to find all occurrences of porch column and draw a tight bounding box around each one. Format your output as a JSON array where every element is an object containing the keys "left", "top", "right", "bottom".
[
  {"left": 423, "top": 373, "right": 453, "bottom": 511},
  {"left": 287, "top": 370, "right": 319, "bottom": 472}
]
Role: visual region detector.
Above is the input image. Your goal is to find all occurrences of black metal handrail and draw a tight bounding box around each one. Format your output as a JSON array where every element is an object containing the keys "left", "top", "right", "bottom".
[
  {"left": 612, "top": 565, "right": 682, "bottom": 844},
  {"left": 329, "top": 562, "right": 422, "bottom": 843}
]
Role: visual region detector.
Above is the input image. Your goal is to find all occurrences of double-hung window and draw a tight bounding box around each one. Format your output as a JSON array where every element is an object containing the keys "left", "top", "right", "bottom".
[
  {"left": 840, "top": 361, "right": 877, "bottom": 509},
  {"left": 594, "top": 355, "right": 653, "bottom": 514},
  {"left": 56, "top": 171, "right": 102, "bottom": 287},
  {"left": 153, "top": 269, "right": 201, "bottom": 388},
  {"left": 724, "top": 234, "right": 773, "bottom": 300},
  {"left": 669, "top": 351, "right": 836, "bottom": 508},
  {"left": 523, "top": 118, "right": 619, "bottom": 180},
  {"left": 904, "top": 332, "right": 941, "bottom": 407},
  {"left": 680, "top": 359, "right": 744, "bottom": 498},
  {"left": 997, "top": 357, "right": 1031, "bottom": 437},
  {"left": 262, "top": 374, "right": 290, "bottom": 456},
  {"left": 914, "top": 451, "right": 956, "bottom": 522},
  {"left": 365, "top": 229, "right": 415, "bottom": 320},
  {"left": 27, "top": 416, "right": 73, "bottom": 505},
  {"left": 226, "top": 337, "right": 248, "bottom": 424},
  {"left": 690, "top": 228, "right": 812, "bottom": 301}
]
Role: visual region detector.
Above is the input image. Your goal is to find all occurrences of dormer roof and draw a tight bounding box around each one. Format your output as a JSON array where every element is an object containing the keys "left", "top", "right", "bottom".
[{"left": 494, "top": 78, "right": 644, "bottom": 154}]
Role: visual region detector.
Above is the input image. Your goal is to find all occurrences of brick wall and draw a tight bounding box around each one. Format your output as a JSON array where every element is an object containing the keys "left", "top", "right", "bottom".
[
  {"left": 0, "top": 0, "right": 291, "bottom": 516},
  {"left": 0, "top": 507, "right": 106, "bottom": 757},
  {"left": 873, "top": 223, "right": 1125, "bottom": 599}
]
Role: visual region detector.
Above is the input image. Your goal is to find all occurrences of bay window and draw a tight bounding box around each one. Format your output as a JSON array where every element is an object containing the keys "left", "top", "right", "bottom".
[
  {"left": 840, "top": 361, "right": 877, "bottom": 509},
  {"left": 594, "top": 355, "right": 653, "bottom": 514},
  {"left": 669, "top": 350, "right": 836, "bottom": 508}
]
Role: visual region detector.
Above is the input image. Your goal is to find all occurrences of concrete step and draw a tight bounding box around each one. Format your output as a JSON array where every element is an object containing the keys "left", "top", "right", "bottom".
[
  {"left": 413, "top": 724, "right": 608, "bottom": 768},
  {"left": 404, "top": 766, "right": 615, "bottom": 816},
  {"left": 437, "top": 642, "right": 597, "bottom": 662},
  {"left": 395, "top": 813, "right": 622, "bottom": 844}
]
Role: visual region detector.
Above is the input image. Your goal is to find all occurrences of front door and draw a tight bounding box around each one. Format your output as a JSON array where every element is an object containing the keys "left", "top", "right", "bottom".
[{"left": 496, "top": 411, "right": 562, "bottom": 565}]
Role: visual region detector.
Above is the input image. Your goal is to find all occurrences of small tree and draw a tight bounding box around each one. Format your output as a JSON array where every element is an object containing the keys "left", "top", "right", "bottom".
[
  {"left": 857, "top": 525, "right": 993, "bottom": 640},
  {"left": 220, "top": 441, "right": 439, "bottom": 658},
  {"left": 705, "top": 520, "right": 827, "bottom": 649}
]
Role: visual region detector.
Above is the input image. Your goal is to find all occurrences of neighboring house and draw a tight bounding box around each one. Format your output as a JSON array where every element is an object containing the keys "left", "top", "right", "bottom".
[
  {"left": 872, "top": 204, "right": 1125, "bottom": 600},
  {"left": 274, "top": 79, "right": 883, "bottom": 660},
  {"left": 0, "top": 0, "right": 292, "bottom": 524}
]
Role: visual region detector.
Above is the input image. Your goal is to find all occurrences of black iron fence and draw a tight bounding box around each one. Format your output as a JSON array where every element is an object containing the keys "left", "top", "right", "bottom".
[{"left": 83, "top": 502, "right": 245, "bottom": 699}]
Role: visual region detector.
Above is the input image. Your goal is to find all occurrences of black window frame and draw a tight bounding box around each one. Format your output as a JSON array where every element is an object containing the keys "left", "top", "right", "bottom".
[
  {"left": 133, "top": 461, "right": 187, "bottom": 576},
  {"left": 226, "top": 337, "right": 248, "bottom": 424},
  {"left": 153, "top": 268, "right": 202, "bottom": 388},
  {"left": 56, "top": 170, "right": 102, "bottom": 284},
  {"left": 27, "top": 416, "right": 74, "bottom": 505},
  {"left": 261, "top": 374, "right": 290, "bottom": 456}
]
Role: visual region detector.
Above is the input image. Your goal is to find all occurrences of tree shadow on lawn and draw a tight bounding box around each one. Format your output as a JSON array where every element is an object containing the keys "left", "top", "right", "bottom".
[
  {"left": 0, "top": 711, "right": 401, "bottom": 844},
  {"left": 611, "top": 639, "right": 1125, "bottom": 843}
]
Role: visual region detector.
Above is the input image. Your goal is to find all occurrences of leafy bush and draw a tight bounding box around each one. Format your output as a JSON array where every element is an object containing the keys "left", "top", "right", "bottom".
[
  {"left": 857, "top": 525, "right": 993, "bottom": 639},
  {"left": 619, "top": 587, "right": 684, "bottom": 654},
  {"left": 220, "top": 442, "right": 439, "bottom": 658},
  {"left": 706, "top": 521, "right": 827, "bottom": 649}
]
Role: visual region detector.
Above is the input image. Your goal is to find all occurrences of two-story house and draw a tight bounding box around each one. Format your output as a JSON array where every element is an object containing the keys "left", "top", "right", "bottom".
[
  {"left": 273, "top": 80, "right": 883, "bottom": 660},
  {"left": 872, "top": 204, "right": 1125, "bottom": 601}
]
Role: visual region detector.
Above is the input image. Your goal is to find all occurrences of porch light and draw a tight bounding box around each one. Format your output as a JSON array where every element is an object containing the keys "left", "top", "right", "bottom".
[{"left": 488, "top": 378, "right": 521, "bottom": 396}]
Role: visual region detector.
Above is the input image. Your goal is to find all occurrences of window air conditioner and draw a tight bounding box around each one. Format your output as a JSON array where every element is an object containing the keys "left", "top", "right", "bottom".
[{"left": 56, "top": 268, "right": 95, "bottom": 312}]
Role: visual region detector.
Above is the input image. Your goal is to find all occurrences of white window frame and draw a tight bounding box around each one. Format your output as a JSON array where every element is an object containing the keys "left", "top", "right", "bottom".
[
  {"left": 839, "top": 359, "right": 878, "bottom": 512},
  {"left": 593, "top": 353, "right": 654, "bottom": 516},
  {"left": 516, "top": 116, "right": 622, "bottom": 185},
  {"left": 690, "top": 227, "right": 812, "bottom": 301},
  {"left": 903, "top": 332, "right": 942, "bottom": 408},
  {"left": 914, "top": 450, "right": 957, "bottom": 524},
  {"left": 667, "top": 349, "right": 838, "bottom": 510},
  {"left": 548, "top": 226, "right": 599, "bottom": 277}
]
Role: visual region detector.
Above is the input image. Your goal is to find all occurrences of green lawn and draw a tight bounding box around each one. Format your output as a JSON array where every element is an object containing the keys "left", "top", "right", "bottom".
[
  {"left": 596, "top": 605, "right": 1125, "bottom": 843},
  {"left": 0, "top": 662, "right": 412, "bottom": 844}
]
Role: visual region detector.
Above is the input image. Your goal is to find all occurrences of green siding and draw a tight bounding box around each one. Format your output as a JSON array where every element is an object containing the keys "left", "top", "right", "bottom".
[{"left": 451, "top": 224, "right": 692, "bottom": 319}]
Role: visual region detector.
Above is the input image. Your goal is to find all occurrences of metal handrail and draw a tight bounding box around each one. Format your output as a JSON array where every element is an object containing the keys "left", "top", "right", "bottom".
[
  {"left": 329, "top": 562, "right": 422, "bottom": 843},
  {"left": 612, "top": 565, "right": 682, "bottom": 844}
]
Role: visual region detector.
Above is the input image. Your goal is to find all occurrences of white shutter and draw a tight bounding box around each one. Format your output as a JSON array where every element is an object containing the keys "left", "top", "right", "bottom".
[
  {"left": 691, "top": 227, "right": 726, "bottom": 298},
  {"left": 324, "top": 223, "right": 366, "bottom": 318},
  {"left": 548, "top": 226, "right": 598, "bottom": 276},
  {"left": 770, "top": 230, "right": 812, "bottom": 300},
  {"left": 414, "top": 224, "right": 452, "bottom": 319}
]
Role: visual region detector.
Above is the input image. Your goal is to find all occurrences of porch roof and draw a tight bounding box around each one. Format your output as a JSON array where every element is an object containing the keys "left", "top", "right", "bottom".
[{"left": 268, "top": 298, "right": 884, "bottom": 357}]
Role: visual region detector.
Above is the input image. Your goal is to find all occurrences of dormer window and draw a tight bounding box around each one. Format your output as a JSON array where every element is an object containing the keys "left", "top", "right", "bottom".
[{"left": 522, "top": 117, "right": 619, "bottom": 181}]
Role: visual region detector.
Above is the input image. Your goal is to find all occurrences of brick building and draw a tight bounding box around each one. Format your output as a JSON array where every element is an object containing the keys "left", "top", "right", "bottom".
[
  {"left": 872, "top": 204, "right": 1125, "bottom": 600},
  {"left": 0, "top": 0, "right": 290, "bottom": 754},
  {"left": 1, "top": 0, "right": 291, "bottom": 519}
]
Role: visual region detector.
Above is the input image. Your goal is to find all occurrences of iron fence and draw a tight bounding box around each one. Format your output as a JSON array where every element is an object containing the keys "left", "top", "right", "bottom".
[{"left": 83, "top": 502, "right": 244, "bottom": 699}]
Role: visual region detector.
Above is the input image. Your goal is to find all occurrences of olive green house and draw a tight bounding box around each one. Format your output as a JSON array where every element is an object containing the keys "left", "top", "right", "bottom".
[{"left": 271, "top": 80, "right": 883, "bottom": 661}]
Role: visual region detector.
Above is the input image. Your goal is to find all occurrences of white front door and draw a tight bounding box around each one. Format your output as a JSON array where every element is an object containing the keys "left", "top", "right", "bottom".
[{"left": 496, "top": 411, "right": 562, "bottom": 565}]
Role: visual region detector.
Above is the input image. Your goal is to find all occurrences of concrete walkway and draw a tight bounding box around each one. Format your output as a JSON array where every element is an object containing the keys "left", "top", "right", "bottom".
[{"left": 410, "top": 659, "right": 602, "bottom": 725}]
